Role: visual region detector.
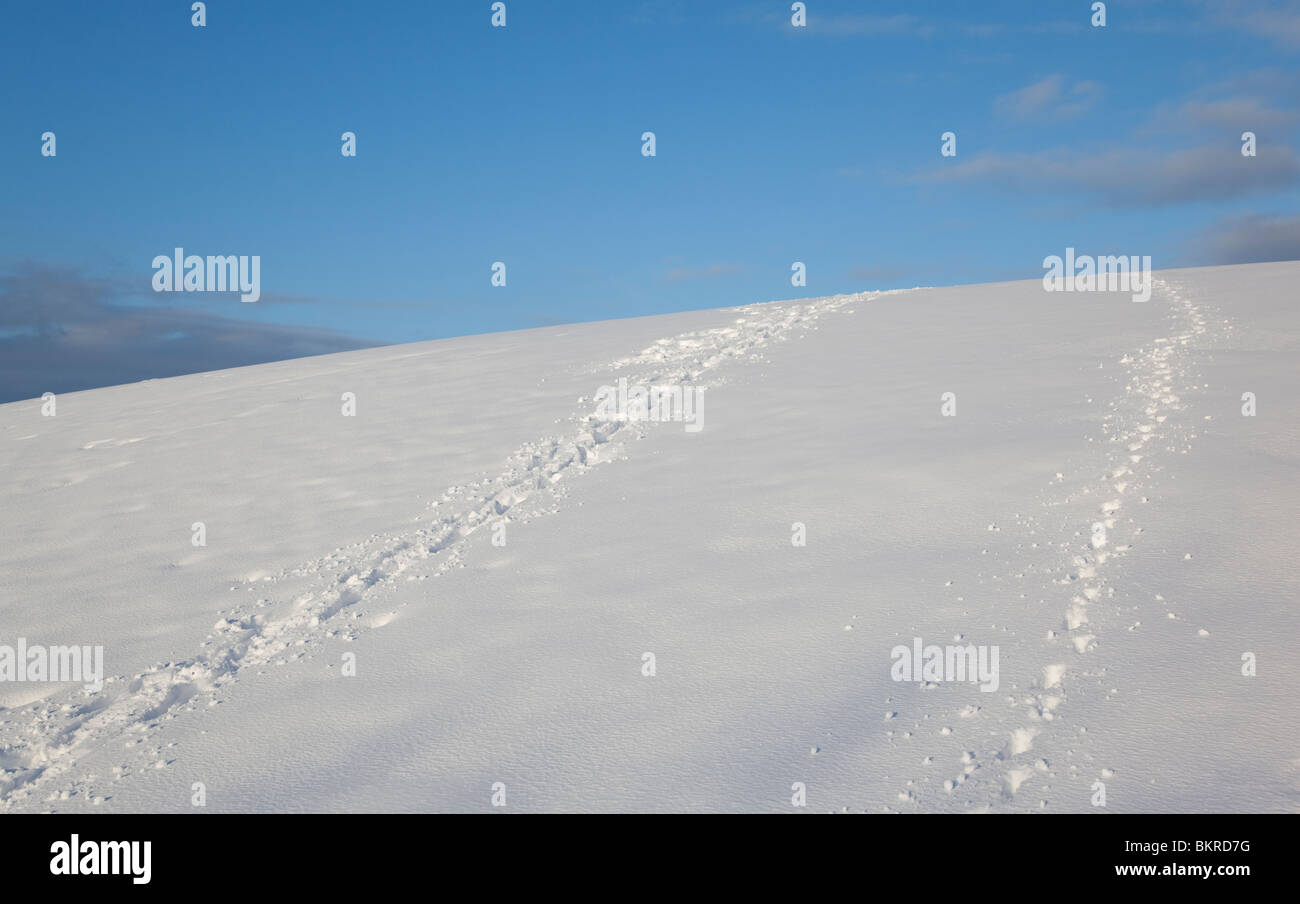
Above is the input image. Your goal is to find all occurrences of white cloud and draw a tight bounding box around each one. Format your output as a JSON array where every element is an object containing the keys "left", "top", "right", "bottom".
[{"left": 994, "top": 75, "right": 1103, "bottom": 119}]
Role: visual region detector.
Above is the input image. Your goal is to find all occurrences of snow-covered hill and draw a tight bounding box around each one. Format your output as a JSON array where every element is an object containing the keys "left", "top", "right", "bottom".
[{"left": 2, "top": 262, "right": 1297, "bottom": 813}]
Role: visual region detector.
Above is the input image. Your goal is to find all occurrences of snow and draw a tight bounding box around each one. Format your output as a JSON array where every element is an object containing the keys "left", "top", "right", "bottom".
[{"left": 1, "top": 262, "right": 1297, "bottom": 812}]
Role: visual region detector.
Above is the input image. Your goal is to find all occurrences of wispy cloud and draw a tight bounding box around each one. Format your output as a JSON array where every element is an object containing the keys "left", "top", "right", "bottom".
[
  {"left": 809, "top": 14, "right": 936, "bottom": 38},
  {"left": 994, "top": 75, "right": 1103, "bottom": 120},
  {"left": 730, "top": 6, "right": 1078, "bottom": 40},
  {"left": 0, "top": 264, "right": 379, "bottom": 404},
  {"left": 1176, "top": 97, "right": 1299, "bottom": 130},
  {"left": 1211, "top": 0, "right": 1300, "bottom": 50},
  {"left": 1198, "top": 67, "right": 1300, "bottom": 106},
  {"left": 1142, "top": 97, "right": 1300, "bottom": 136},
  {"left": 918, "top": 144, "right": 1300, "bottom": 207}
]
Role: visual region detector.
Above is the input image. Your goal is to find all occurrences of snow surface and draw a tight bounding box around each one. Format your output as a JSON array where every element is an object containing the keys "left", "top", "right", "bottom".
[{"left": 1, "top": 262, "right": 1297, "bottom": 813}]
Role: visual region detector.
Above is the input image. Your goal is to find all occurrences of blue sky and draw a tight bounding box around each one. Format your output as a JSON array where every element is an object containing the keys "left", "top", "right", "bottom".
[{"left": 2, "top": 0, "right": 1298, "bottom": 400}]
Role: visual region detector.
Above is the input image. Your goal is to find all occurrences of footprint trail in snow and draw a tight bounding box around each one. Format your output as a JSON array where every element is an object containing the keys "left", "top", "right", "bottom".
[
  {"left": 0, "top": 290, "right": 886, "bottom": 811},
  {"left": 887, "top": 278, "right": 1223, "bottom": 812}
]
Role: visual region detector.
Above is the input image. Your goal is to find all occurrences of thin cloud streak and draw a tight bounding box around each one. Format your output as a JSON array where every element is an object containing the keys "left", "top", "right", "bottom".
[{"left": 917, "top": 144, "right": 1300, "bottom": 207}]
